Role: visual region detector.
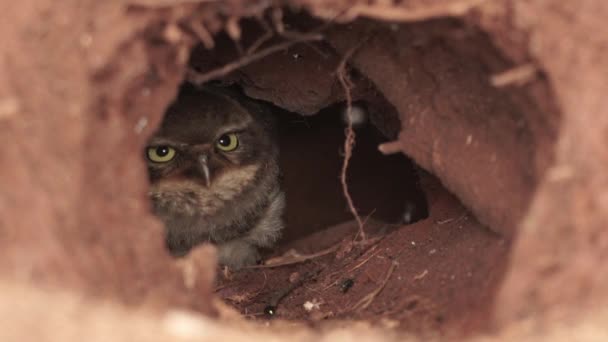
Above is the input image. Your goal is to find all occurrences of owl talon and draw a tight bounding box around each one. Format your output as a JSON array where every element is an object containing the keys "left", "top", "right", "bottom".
[{"left": 217, "top": 240, "right": 261, "bottom": 270}]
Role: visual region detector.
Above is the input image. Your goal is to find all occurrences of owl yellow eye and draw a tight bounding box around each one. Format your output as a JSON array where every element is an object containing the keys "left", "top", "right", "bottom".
[
  {"left": 147, "top": 146, "right": 176, "bottom": 163},
  {"left": 216, "top": 133, "right": 239, "bottom": 152}
]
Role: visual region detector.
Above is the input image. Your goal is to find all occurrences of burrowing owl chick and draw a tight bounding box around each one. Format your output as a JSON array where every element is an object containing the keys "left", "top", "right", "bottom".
[{"left": 145, "top": 85, "right": 285, "bottom": 269}]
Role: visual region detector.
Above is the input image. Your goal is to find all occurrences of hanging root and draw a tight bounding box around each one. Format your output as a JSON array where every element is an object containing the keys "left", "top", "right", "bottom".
[
  {"left": 186, "top": 7, "right": 344, "bottom": 86},
  {"left": 336, "top": 43, "right": 368, "bottom": 242}
]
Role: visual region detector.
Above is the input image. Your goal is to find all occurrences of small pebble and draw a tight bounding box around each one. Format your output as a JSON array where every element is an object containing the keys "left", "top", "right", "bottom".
[
  {"left": 264, "top": 305, "right": 276, "bottom": 317},
  {"left": 303, "top": 299, "right": 322, "bottom": 311},
  {"left": 402, "top": 202, "right": 416, "bottom": 224},
  {"left": 289, "top": 272, "right": 300, "bottom": 283}
]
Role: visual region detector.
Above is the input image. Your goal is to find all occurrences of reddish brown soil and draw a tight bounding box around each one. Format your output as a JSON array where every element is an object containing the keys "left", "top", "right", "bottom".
[
  {"left": 216, "top": 174, "right": 509, "bottom": 336},
  {"left": 2, "top": 0, "right": 608, "bottom": 340}
]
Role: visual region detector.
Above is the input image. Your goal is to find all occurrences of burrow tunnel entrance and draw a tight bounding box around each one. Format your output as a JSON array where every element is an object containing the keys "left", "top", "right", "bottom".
[{"left": 137, "top": 6, "right": 559, "bottom": 336}]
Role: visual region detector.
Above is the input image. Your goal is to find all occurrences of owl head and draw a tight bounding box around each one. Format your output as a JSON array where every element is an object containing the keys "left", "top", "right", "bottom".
[{"left": 145, "top": 85, "right": 279, "bottom": 220}]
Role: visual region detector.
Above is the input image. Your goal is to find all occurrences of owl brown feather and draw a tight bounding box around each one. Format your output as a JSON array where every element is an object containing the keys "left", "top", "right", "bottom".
[{"left": 145, "top": 85, "right": 285, "bottom": 269}]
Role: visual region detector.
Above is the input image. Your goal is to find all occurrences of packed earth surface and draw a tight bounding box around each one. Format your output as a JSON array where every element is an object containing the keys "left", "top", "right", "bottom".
[{"left": 1, "top": 0, "right": 608, "bottom": 341}]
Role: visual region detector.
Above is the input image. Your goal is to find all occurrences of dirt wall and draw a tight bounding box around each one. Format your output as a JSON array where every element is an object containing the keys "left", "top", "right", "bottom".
[{"left": 1, "top": 0, "right": 607, "bottom": 339}]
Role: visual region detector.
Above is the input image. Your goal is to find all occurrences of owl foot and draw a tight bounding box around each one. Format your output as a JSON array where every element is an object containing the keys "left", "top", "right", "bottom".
[{"left": 217, "top": 239, "right": 261, "bottom": 270}]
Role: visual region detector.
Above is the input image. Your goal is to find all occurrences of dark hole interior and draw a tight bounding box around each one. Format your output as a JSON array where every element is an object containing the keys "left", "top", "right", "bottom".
[
  {"left": 182, "top": 12, "right": 432, "bottom": 245},
  {"left": 275, "top": 103, "right": 428, "bottom": 243}
]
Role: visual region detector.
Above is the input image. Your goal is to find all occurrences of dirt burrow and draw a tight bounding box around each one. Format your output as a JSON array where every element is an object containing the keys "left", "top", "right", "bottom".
[
  {"left": 1, "top": 0, "right": 608, "bottom": 340},
  {"left": 216, "top": 174, "right": 508, "bottom": 336}
]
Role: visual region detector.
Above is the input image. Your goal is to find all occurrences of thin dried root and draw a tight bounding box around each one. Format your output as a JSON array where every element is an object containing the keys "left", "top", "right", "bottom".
[
  {"left": 342, "top": 0, "right": 487, "bottom": 22},
  {"left": 271, "top": 7, "right": 284, "bottom": 34},
  {"left": 320, "top": 236, "right": 384, "bottom": 290},
  {"left": 336, "top": 43, "right": 368, "bottom": 242},
  {"left": 378, "top": 140, "right": 402, "bottom": 155},
  {"left": 190, "top": 21, "right": 215, "bottom": 49},
  {"left": 352, "top": 261, "right": 398, "bottom": 311},
  {"left": 436, "top": 212, "right": 467, "bottom": 225},
  {"left": 248, "top": 244, "right": 341, "bottom": 269},
  {"left": 491, "top": 63, "right": 538, "bottom": 87},
  {"left": 245, "top": 17, "right": 274, "bottom": 55},
  {"left": 225, "top": 17, "right": 241, "bottom": 41},
  {"left": 187, "top": 33, "right": 323, "bottom": 85},
  {"left": 346, "top": 244, "right": 382, "bottom": 274},
  {"left": 413, "top": 269, "right": 429, "bottom": 280},
  {"left": 130, "top": 0, "right": 218, "bottom": 8}
]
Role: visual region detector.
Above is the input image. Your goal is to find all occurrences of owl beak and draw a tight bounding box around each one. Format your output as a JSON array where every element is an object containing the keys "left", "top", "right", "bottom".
[{"left": 198, "top": 155, "right": 211, "bottom": 187}]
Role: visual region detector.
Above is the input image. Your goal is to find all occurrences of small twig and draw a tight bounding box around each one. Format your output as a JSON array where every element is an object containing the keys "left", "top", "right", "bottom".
[
  {"left": 187, "top": 33, "right": 323, "bottom": 85},
  {"left": 342, "top": 0, "right": 487, "bottom": 22},
  {"left": 491, "top": 63, "right": 538, "bottom": 87},
  {"left": 189, "top": 21, "right": 215, "bottom": 49},
  {"left": 256, "top": 270, "right": 268, "bottom": 293},
  {"left": 301, "top": 42, "right": 331, "bottom": 59},
  {"left": 413, "top": 269, "right": 429, "bottom": 280},
  {"left": 246, "top": 33, "right": 273, "bottom": 55},
  {"left": 436, "top": 212, "right": 467, "bottom": 225},
  {"left": 129, "top": 0, "right": 221, "bottom": 8},
  {"left": 378, "top": 140, "right": 402, "bottom": 155},
  {"left": 352, "top": 261, "right": 398, "bottom": 311},
  {"left": 346, "top": 244, "right": 382, "bottom": 274},
  {"left": 248, "top": 244, "right": 340, "bottom": 269},
  {"left": 271, "top": 6, "right": 285, "bottom": 34},
  {"left": 225, "top": 17, "right": 241, "bottom": 41},
  {"left": 245, "top": 17, "right": 275, "bottom": 55},
  {"left": 320, "top": 235, "right": 384, "bottom": 290},
  {"left": 242, "top": 312, "right": 267, "bottom": 318},
  {"left": 249, "top": 15, "right": 332, "bottom": 59}
]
